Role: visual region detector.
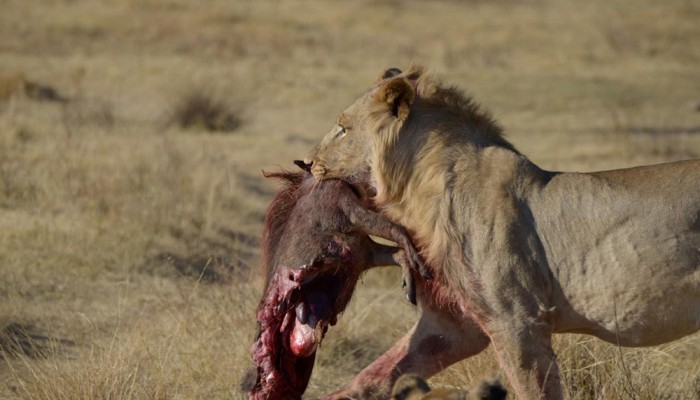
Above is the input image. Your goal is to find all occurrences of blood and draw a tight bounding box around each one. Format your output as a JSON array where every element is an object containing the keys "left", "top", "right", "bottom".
[
  {"left": 249, "top": 265, "right": 312, "bottom": 400},
  {"left": 290, "top": 321, "right": 317, "bottom": 358},
  {"left": 246, "top": 169, "right": 422, "bottom": 400}
]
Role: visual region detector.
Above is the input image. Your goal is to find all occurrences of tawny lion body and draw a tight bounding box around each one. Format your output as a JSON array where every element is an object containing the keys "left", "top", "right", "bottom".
[{"left": 304, "top": 67, "right": 700, "bottom": 399}]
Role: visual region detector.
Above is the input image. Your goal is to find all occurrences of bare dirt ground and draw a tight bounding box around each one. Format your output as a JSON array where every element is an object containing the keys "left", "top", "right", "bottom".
[{"left": 0, "top": 0, "right": 698, "bottom": 398}]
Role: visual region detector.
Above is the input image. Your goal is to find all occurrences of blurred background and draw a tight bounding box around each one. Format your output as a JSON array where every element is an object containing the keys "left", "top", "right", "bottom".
[{"left": 0, "top": 0, "right": 698, "bottom": 398}]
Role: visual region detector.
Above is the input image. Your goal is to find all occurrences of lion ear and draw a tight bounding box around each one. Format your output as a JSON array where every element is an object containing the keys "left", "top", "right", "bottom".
[
  {"left": 377, "top": 67, "right": 402, "bottom": 81},
  {"left": 375, "top": 77, "right": 415, "bottom": 121}
]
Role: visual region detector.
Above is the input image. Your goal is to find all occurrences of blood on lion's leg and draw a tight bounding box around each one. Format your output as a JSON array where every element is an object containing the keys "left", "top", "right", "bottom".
[{"left": 323, "top": 294, "right": 490, "bottom": 400}]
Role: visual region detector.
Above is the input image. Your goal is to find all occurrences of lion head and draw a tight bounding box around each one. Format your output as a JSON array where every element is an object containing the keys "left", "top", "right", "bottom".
[
  {"left": 304, "top": 67, "right": 423, "bottom": 183},
  {"left": 304, "top": 66, "right": 511, "bottom": 205}
]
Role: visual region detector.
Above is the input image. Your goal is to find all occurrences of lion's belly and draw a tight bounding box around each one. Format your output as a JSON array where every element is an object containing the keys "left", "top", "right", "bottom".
[
  {"left": 530, "top": 163, "right": 700, "bottom": 346},
  {"left": 557, "top": 277, "right": 700, "bottom": 346},
  {"left": 551, "top": 231, "right": 700, "bottom": 346}
]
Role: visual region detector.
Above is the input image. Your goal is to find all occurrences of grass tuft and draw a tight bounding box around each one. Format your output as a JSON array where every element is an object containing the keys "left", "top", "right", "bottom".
[{"left": 169, "top": 90, "right": 242, "bottom": 133}]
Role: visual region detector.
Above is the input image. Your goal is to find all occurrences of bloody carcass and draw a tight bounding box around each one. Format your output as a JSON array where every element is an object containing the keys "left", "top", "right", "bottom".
[{"left": 245, "top": 163, "right": 428, "bottom": 400}]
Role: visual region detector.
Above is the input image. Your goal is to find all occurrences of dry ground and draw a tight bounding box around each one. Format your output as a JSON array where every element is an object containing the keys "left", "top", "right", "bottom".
[{"left": 0, "top": 0, "right": 699, "bottom": 399}]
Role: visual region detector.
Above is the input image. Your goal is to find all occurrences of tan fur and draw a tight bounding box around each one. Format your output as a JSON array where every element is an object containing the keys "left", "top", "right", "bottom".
[
  {"left": 306, "top": 66, "right": 700, "bottom": 399},
  {"left": 391, "top": 374, "right": 431, "bottom": 400},
  {"left": 391, "top": 374, "right": 507, "bottom": 400}
]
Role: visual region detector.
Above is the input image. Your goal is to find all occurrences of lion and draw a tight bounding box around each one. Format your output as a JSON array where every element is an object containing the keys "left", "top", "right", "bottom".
[
  {"left": 391, "top": 374, "right": 507, "bottom": 400},
  {"left": 303, "top": 66, "right": 700, "bottom": 399}
]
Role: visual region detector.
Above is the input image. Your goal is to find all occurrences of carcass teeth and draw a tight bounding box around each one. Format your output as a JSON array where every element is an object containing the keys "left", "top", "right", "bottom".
[
  {"left": 280, "top": 312, "right": 293, "bottom": 332},
  {"left": 276, "top": 299, "right": 287, "bottom": 315}
]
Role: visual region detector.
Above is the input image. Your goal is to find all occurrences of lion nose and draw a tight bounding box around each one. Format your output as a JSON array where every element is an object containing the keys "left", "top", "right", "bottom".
[{"left": 293, "top": 159, "right": 313, "bottom": 172}]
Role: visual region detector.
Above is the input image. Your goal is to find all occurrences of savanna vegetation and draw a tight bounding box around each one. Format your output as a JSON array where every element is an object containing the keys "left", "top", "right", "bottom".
[{"left": 0, "top": 0, "right": 698, "bottom": 398}]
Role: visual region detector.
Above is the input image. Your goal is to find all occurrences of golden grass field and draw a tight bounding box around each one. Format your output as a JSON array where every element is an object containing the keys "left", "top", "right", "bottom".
[{"left": 1, "top": 0, "right": 699, "bottom": 398}]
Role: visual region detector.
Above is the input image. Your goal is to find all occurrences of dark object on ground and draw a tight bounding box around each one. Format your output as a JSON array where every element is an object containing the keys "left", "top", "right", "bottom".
[
  {"left": 391, "top": 374, "right": 507, "bottom": 400},
  {"left": 0, "top": 74, "right": 68, "bottom": 103}
]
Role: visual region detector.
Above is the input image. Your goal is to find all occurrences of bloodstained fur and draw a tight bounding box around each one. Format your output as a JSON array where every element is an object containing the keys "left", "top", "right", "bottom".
[{"left": 246, "top": 169, "right": 421, "bottom": 400}]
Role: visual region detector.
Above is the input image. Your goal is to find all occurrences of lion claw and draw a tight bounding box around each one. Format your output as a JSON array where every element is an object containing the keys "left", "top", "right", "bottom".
[
  {"left": 402, "top": 265, "right": 417, "bottom": 306},
  {"left": 407, "top": 248, "right": 432, "bottom": 280},
  {"left": 416, "top": 258, "right": 432, "bottom": 280}
]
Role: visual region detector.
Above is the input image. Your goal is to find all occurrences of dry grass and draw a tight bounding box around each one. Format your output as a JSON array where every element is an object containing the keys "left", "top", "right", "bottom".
[
  {"left": 0, "top": 0, "right": 698, "bottom": 398},
  {"left": 167, "top": 88, "right": 242, "bottom": 133}
]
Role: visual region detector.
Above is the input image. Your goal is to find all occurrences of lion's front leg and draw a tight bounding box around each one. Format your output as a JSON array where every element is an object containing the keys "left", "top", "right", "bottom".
[
  {"left": 322, "top": 297, "right": 490, "bottom": 400},
  {"left": 486, "top": 322, "right": 562, "bottom": 400},
  {"left": 342, "top": 197, "right": 432, "bottom": 281}
]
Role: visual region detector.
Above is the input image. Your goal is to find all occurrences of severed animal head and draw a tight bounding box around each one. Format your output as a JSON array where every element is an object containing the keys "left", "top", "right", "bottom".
[{"left": 246, "top": 164, "right": 422, "bottom": 399}]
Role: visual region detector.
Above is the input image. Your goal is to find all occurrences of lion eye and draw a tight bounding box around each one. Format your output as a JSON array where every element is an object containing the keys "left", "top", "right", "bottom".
[{"left": 335, "top": 126, "right": 347, "bottom": 139}]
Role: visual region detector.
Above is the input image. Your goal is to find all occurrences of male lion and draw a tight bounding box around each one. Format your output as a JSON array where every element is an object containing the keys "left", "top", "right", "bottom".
[{"left": 303, "top": 66, "right": 700, "bottom": 399}]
